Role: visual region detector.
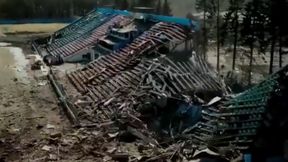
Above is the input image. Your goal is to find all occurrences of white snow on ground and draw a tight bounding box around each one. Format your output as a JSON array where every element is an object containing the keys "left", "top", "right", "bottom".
[
  {"left": 0, "top": 43, "right": 29, "bottom": 83},
  {"left": 8, "top": 47, "right": 29, "bottom": 83},
  {"left": 0, "top": 42, "right": 11, "bottom": 47},
  {"left": 0, "top": 31, "right": 6, "bottom": 37}
]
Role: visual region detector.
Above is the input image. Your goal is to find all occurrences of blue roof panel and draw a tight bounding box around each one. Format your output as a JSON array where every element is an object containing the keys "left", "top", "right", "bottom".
[{"left": 96, "top": 8, "right": 199, "bottom": 31}]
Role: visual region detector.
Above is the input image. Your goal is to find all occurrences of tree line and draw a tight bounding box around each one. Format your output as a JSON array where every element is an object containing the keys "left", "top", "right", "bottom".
[
  {"left": 0, "top": 0, "right": 172, "bottom": 19},
  {"left": 193, "top": 0, "right": 288, "bottom": 85}
]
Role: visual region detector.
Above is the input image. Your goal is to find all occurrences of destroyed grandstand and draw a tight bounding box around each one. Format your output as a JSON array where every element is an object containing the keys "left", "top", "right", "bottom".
[
  {"left": 33, "top": 8, "right": 288, "bottom": 161},
  {"left": 33, "top": 8, "right": 197, "bottom": 65}
]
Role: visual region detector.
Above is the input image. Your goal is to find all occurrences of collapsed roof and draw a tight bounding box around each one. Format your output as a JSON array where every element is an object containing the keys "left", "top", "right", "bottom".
[
  {"left": 68, "top": 53, "right": 227, "bottom": 123},
  {"left": 62, "top": 15, "right": 227, "bottom": 125},
  {"left": 34, "top": 10, "right": 132, "bottom": 59},
  {"left": 33, "top": 8, "right": 198, "bottom": 64},
  {"left": 67, "top": 21, "right": 222, "bottom": 98},
  {"left": 33, "top": 7, "right": 288, "bottom": 160}
]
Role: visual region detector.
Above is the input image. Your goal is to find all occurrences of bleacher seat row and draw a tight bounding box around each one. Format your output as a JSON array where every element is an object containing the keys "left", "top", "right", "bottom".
[
  {"left": 49, "top": 15, "right": 132, "bottom": 58},
  {"left": 67, "top": 22, "right": 187, "bottom": 94}
]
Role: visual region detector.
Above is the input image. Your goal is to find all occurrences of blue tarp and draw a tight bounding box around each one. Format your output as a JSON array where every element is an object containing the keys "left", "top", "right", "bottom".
[{"left": 152, "top": 98, "right": 202, "bottom": 135}]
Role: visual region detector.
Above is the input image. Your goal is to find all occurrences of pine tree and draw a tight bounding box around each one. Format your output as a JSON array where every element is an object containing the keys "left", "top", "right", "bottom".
[
  {"left": 162, "top": 0, "right": 172, "bottom": 16},
  {"left": 278, "top": 0, "right": 288, "bottom": 69},
  {"left": 114, "top": 0, "right": 129, "bottom": 10},
  {"left": 216, "top": 0, "right": 220, "bottom": 71},
  {"left": 137, "top": 0, "right": 155, "bottom": 7},
  {"left": 222, "top": 0, "right": 244, "bottom": 71},
  {"left": 267, "top": 0, "right": 288, "bottom": 72},
  {"left": 156, "top": 0, "right": 162, "bottom": 14},
  {"left": 196, "top": 0, "right": 217, "bottom": 59},
  {"left": 121, "top": 0, "right": 129, "bottom": 10},
  {"left": 196, "top": 0, "right": 207, "bottom": 59},
  {"left": 241, "top": 0, "right": 269, "bottom": 84},
  {"left": 268, "top": 0, "right": 277, "bottom": 74},
  {"left": 129, "top": 0, "right": 136, "bottom": 11}
]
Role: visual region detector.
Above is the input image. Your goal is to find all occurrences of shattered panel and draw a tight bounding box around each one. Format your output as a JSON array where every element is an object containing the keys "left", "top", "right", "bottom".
[{"left": 193, "top": 66, "right": 288, "bottom": 150}]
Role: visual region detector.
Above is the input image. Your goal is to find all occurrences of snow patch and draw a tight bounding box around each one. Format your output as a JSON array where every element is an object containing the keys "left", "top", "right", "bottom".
[
  {"left": 0, "top": 46, "right": 30, "bottom": 83},
  {"left": 8, "top": 47, "right": 29, "bottom": 67},
  {"left": 8, "top": 47, "right": 29, "bottom": 82},
  {"left": 0, "top": 42, "right": 12, "bottom": 47}
]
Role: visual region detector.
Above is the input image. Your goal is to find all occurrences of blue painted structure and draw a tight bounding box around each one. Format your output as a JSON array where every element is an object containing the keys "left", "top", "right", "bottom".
[
  {"left": 97, "top": 8, "right": 131, "bottom": 17},
  {"left": 147, "top": 14, "right": 199, "bottom": 31},
  {"left": 97, "top": 8, "right": 199, "bottom": 31},
  {"left": 0, "top": 8, "right": 199, "bottom": 30}
]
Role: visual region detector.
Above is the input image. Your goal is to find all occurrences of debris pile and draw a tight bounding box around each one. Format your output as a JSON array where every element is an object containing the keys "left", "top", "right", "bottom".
[
  {"left": 60, "top": 56, "right": 288, "bottom": 161},
  {"left": 61, "top": 53, "right": 232, "bottom": 161},
  {"left": 32, "top": 7, "right": 288, "bottom": 161},
  {"left": 70, "top": 53, "right": 227, "bottom": 124},
  {"left": 34, "top": 8, "right": 236, "bottom": 161}
]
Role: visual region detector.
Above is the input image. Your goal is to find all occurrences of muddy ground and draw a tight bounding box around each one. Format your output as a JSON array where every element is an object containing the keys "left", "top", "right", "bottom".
[
  {"left": 0, "top": 41, "right": 75, "bottom": 161},
  {"left": 0, "top": 36, "right": 115, "bottom": 161}
]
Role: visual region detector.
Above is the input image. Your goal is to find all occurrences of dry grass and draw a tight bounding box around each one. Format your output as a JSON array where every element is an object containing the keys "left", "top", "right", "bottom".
[{"left": 0, "top": 23, "right": 67, "bottom": 34}]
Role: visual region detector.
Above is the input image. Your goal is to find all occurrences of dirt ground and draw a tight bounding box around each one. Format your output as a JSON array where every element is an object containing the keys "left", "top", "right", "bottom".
[
  {"left": 0, "top": 42, "right": 74, "bottom": 161},
  {"left": 0, "top": 40, "right": 112, "bottom": 162}
]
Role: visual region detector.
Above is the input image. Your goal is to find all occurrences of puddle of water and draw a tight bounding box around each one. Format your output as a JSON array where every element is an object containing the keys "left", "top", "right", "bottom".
[{"left": 0, "top": 42, "right": 29, "bottom": 85}]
